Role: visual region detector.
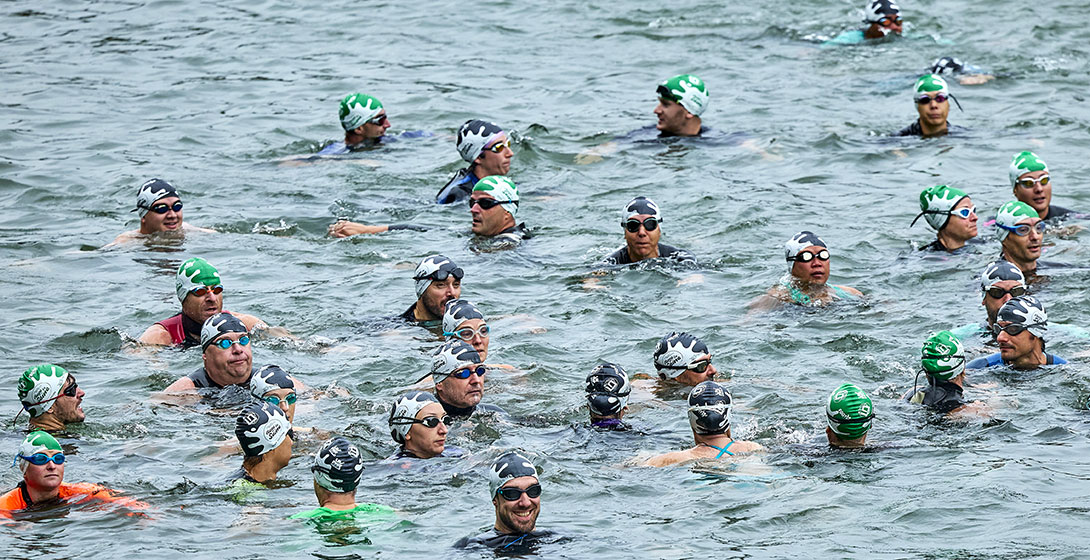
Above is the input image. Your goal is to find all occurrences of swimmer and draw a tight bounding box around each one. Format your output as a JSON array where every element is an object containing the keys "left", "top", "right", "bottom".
[
  {"left": 967, "top": 296, "right": 1067, "bottom": 370},
  {"left": 950, "top": 260, "right": 1028, "bottom": 341},
  {"left": 652, "top": 332, "right": 717, "bottom": 387},
  {"left": 654, "top": 74, "right": 709, "bottom": 137},
  {"left": 995, "top": 201, "right": 1043, "bottom": 275},
  {"left": 602, "top": 196, "right": 695, "bottom": 266},
  {"left": 0, "top": 431, "right": 147, "bottom": 518},
  {"left": 423, "top": 339, "right": 503, "bottom": 418},
  {"left": 1008, "top": 151, "right": 1078, "bottom": 222},
  {"left": 232, "top": 401, "right": 293, "bottom": 484},
  {"left": 911, "top": 184, "right": 978, "bottom": 252},
  {"left": 437, "top": 119, "right": 513, "bottom": 204},
  {"left": 896, "top": 74, "right": 959, "bottom": 138},
  {"left": 443, "top": 299, "right": 490, "bottom": 360},
  {"left": 399, "top": 254, "right": 463, "bottom": 325},
  {"left": 387, "top": 391, "right": 453, "bottom": 460},
  {"left": 291, "top": 437, "right": 394, "bottom": 521},
  {"left": 905, "top": 331, "right": 987, "bottom": 415},
  {"left": 824, "top": 0, "right": 903, "bottom": 45},
  {"left": 137, "top": 257, "right": 270, "bottom": 348},
  {"left": 164, "top": 313, "right": 258, "bottom": 391},
  {"left": 930, "top": 56, "right": 996, "bottom": 86},
  {"left": 470, "top": 176, "right": 531, "bottom": 242},
  {"left": 751, "top": 231, "right": 862, "bottom": 309},
  {"left": 643, "top": 381, "right": 762, "bottom": 467},
  {"left": 111, "top": 178, "right": 213, "bottom": 244},
  {"left": 249, "top": 365, "right": 302, "bottom": 423},
  {"left": 585, "top": 363, "right": 632, "bottom": 431},
  {"left": 455, "top": 451, "right": 552, "bottom": 551},
  {"left": 825, "top": 383, "right": 874, "bottom": 448},
  {"left": 317, "top": 93, "right": 391, "bottom": 155},
  {"left": 16, "top": 364, "right": 86, "bottom": 432}
]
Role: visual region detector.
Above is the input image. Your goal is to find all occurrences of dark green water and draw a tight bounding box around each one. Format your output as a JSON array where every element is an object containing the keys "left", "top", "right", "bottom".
[{"left": 2, "top": 0, "right": 1089, "bottom": 557}]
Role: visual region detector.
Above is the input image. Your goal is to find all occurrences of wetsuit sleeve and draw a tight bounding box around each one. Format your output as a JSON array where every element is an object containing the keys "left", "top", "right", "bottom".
[{"left": 388, "top": 224, "right": 428, "bottom": 232}]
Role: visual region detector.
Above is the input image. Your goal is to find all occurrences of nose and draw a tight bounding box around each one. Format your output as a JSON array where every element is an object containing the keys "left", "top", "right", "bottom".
[
  {"left": 654, "top": 102, "right": 664, "bottom": 115},
  {"left": 516, "top": 493, "right": 532, "bottom": 507},
  {"left": 76, "top": 387, "right": 86, "bottom": 399},
  {"left": 437, "top": 421, "right": 448, "bottom": 436}
]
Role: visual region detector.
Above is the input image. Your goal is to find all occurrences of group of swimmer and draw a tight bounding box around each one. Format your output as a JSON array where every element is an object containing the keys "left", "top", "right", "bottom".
[{"left": 8, "top": 0, "right": 1085, "bottom": 551}]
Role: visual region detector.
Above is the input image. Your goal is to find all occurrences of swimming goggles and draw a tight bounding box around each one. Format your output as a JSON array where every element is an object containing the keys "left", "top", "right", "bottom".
[
  {"left": 916, "top": 93, "right": 948, "bottom": 104},
  {"left": 655, "top": 85, "right": 681, "bottom": 103},
  {"left": 985, "top": 286, "right": 1027, "bottom": 299},
  {"left": 486, "top": 139, "right": 511, "bottom": 153},
  {"left": 658, "top": 357, "right": 712, "bottom": 373},
  {"left": 265, "top": 392, "right": 297, "bottom": 407},
  {"left": 949, "top": 206, "right": 976, "bottom": 219},
  {"left": 496, "top": 483, "right": 542, "bottom": 501},
  {"left": 445, "top": 325, "right": 490, "bottom": 340},
  {"left": 189, "top": 285, "right": 223, "bottom": 297},
  {"left": 414, "top": 266, "right": 464, "bottom": 282},
  {"left": 826, "top": 412, "right": 875, "bottom": 425},
  {"left": 17, "top": 453, "right": 66, "bottom": 466},
  {"left": 367, "top": 113, "right": 388, "bottom": 125},
  {"left": 450, "top": 365, "right": 487, "bottom": 379},
  {"left": 469, "top": 198, "right": 518, "bottom": 211},
  {"left": 150, "top": 201, "right": 183, "bottom": 214},
  {"left": 992, "top": 322, "right": 1045, "bottom": 337},
  {"left": 391, "top": 415, "right": 454, "bottom": 429},
  {"left": 997, "top": 222, "right": 1045, "bottom": 237},
  {"left": 623, "top": 217, "right": 659, "bottom": 233},
  {"left": 787, "top": 249, "right": 830, "bottom": 263},
  {"left": 876, "top": 15, "right": 902, "bottom": 26},
  {"left": 1016, "top": 175, "right": 1050, "bottom": 189},
  {"left": 214, "top": 335, "right": 250, "bottom": 349}
]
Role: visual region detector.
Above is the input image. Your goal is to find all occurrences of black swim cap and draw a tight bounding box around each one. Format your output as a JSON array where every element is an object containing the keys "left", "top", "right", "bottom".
[
  {"left": 312, "top": 436, "right": 364, "bottom": 492},
  {"left": 687, "top": 381, "right": 732, "bottom": 435},
  {"left": 585, "top": 363, "right": 631, "bottom": 416}
]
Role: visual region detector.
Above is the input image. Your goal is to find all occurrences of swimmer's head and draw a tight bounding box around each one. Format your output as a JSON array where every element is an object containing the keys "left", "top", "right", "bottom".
[
  {"left": 456, "top": 119, "right": 505, "bottom": 163},
  {"left": 388, "top": 391, "right": 439, "bottom": 445},
  {"left": 175, "top": 257, "right": 222, "bottom": 303},
  {"left": 18, "top": 364, "right": 70, "bottom": 419},
  {"left": 585, "top": 363, "right": 631, "bottom": 417},
  {"left": 133, "top": 178, "right": 180, "bottom": 218},
  {"left": 825, "top": 383, "right": 874, "bottom": 440},
  {"left": 914, "top": 74, "right": 948, "bottom": 96},
  {"left": 200, "top": 312, "right": 249, "bottom": 351},
  {"left": 16, "top": 431, "right": 63, "bottom": 474},
  {"left": 428, "top": 339, "right": 483, "bottom": 384},
  {"left": 488, "top": 451, "right": 538, "bottom": 497},
  {"left": 998, "top": 296, "right": 1048, "bottom": 340},
  {"left": 235, "top": 401, "right": 291, "bottom": 457},
  {"left": 249, "top": 365, "right": 293, "bottom": 400},
  {"left": 442, "top": 299, "right": 485, "bottom": 337},
  {"left": 921, "top": 330, "right": 966, "bottom": 381},
  {"left": 930, "top": 56, "right": 965, "bottom": 75},
  {"left": 653, "top": 332, "right": 710, "bottom": 380},
  {"left": 312, "top": 436, "right": 364, "bottom": 493},
  {"left": 412, "top": 254, "right": 463, "bottom": 299},
  {"left": 622, "top": 196, "right": 662, "bottom": 223},
  {"left": 994, "top": 201, "right": 1039, "bottom": 242},
  {"left": 863, "top": 0, "right": 902, "bottom": 36},
  {"left": 783, "top": 231, "right": 827, "bottom": 262},
  {"left": 338, "top": 93, "right": 384, "bottom": 131},
  {"left": 1008, "top": 151, "right": 1048, "bottom": 188},
  {"left": 471, "top": 176, "right": 520, "bottom": 220},
  {"left": 980, "top": 260, "right": 1026, "bottom": 293},
  {"left": 687, "top": 381, "right": 732, "bottom": 436},
  {"left": 914, "top": 184, "right": 968, "bottom": 230},
  {"left": 656, "top": 74, "right": 709, "bottom": 117}
]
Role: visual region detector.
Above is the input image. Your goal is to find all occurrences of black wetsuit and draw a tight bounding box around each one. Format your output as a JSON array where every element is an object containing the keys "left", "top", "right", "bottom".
[
  {"left": 602, "top": 243, "right": 695, "bottom": 266},
  {"left": 437, "top": 394, "right": 505, "bottom": 419},
  {"left": 895, "top": 120, "right": 962, "bottom": 137},
  {"left": 493, "top": 223, "right": 532, "bottom": 243},
  {"left": 436, "top": 167, "right": 479, "bottom": 205},
  {"left": 905, "top": 380, "right": 966, "bottom": 413},
  {"left": 186, "top": 366, "right": 258, "bottom": 389},
  {"left": 455, "top": 529, "right": 554, "bottom": 551},
  {"left": 1042, "top": 205, "right": 1076, "bottom": 221}
]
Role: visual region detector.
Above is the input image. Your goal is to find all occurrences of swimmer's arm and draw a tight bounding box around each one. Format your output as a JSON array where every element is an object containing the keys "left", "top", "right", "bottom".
[
  {"left": 957, "top": 74, "right": 995, "bottom": 86},
  {"left": 677, "top": 273, "right": 704, "bottom": 287},
  {"left": 104, "top": 231, "right": 139, "bottom": 248},
  {"left": 949, "top": 400, "right": 992, "bottom": 419},
  {"left": 328, "top": 220, "right": 427, "bottom": 238},
  {"left": 641, "top": 450, "right": 687, "bottom": 468},
  {"left": 574, "top": 142, "right": 619, "bottom": 165},
  {"left": 182, "top": 222, "right": 216, "bottom": 233},
  {"left": 739, "top": 139, "right": 783, "bottom": 162},
  {"left": 237, "top": 313, "right": 296, "bottom": 341},
  {"left": 162, "top": 376, "right": 196, "bottom": 392},
  {"left": 137, "top": 324, "right": 173, "bottom": 346},
  {"left": 836, "top": 285, "right": 864, "bottom": 297},
  {"left": 289, "top": 375, "right": 310, "bottom": 392}
]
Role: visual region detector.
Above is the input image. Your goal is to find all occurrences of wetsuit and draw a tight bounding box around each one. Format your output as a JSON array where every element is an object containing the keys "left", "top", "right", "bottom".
[
  {"left": 155, "top": 310, "right": 234, "bottom": 348},
  {"left": 967, "top": 352, "right": 1067, "bottom": 369},
  {"left": 290, "top": 503, "right": 395, "bottom": 520},
  {"left": 0, "top": 481, "right": 145, "bottom": 518},
  {"left": 437, "top": 394, "right": 505, "bottom": 419},
  {"left": 397, "top": 303, "right": 442, "bottom": 327},
  {"left": 602, "top": 243, "right": 695, "bottom": 266},
  {"left": 1041, "top": 205, "right": 1077, "bottom": 221},
  {"left": 436, "top": 167, "right": 480, "bottom": 205},
  {"left": 904, "top": 380, "right": 967, "bottom": 413},
  {"left": 895, "top": 120, "right": 963, "bottom": 137},
  {"left": 186, "top": 365, "right": 258, "bottom": 389},
  {"left": 590, "top": 418, "right": 631, "bottom": 432},
  {"left": 493, "top": 223, "right": 532, "bottom": 243},
  {"left": 316, "top": 131, "right": 434, "bottom": 156},
  {"left": 455, "top": 529, "right": 554, "bottom": 551},
  {"left": 385, "top": 446, "right": 465, "bottom": 462}
]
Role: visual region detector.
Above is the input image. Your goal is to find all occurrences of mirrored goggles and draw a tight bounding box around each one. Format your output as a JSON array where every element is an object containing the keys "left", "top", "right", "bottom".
[
  {"left": 368, "top": 113, "right": 388, "bottom": 125},
  {"left": 1016, "top": 175, "right": 1050, "bottom": 189},
  {"left": 997, "top": 222, "right": 1045, "bottom": 237},
  {"left": 985, "top": 286, "right": 1027, "bottom": 299},
  {"left": 623, "top": 217, "right": 659, "bottom": 233},
  {"left": 657, "top": 358, "right": 711, "bottom": 373},
  {"left": 215, "top": 335, "right": 250, "bottom": 349},
  {"left": 265, "top": 392, "right": 297, "bottom": 407},
  {"left": 486, "top": 139, "right": 511, "bottom": 153},
  {"left": 469, "top": 197, "right": 518, "bottom": 211},
  {"left": 150, "top": 201, "right": 183, "bottom": 214},
  {"left": 444, "top": 325, "right": 490, "bottom": 341},
  {"left": 450, "top": 365, "right": 487, "bottom": 379},
  {"left": 189, "top": 284, "right": 223, "bottom": 297},
  {"left": 916, "top": 93, "right": 948, "bottom": 104},
  {"left": 788, "top": 249, "right": 830, "bottom": 263},
  {"left": 496, "top": 483, "right": 542, "bottom": 501},
  {"left": 392, "top": 415, "right": 454, "bottom": 429}
]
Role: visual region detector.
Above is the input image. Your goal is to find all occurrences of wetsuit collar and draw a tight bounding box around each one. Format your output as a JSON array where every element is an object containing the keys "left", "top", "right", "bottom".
[
  {"left": 181, "top": 312, "right": 203, "bottom": 347},
  {"left": 437, "top": 394, "right": 477, "bottom": 418}
]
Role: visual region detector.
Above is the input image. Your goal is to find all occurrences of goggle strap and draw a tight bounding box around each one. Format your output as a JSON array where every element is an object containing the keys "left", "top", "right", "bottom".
[{"left": 949, "top": 92, "right": 963, "bottom": 112}]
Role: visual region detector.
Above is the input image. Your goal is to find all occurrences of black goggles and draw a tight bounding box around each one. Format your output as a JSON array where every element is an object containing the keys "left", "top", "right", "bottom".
[
  {"left": 470, "top": 198, "right": 518, "bottom": 210},
  {"left": 496, "top": 483, "right": 542, "bottom": 501},
  {"left": 656, "top": 85, "right": 680, "bottom": 103},
  {"left": 787, "top": 249, "right": 830, "bottom": 263},
  {"left": 985, "top": 286, "right": 1027, "bottom": 299},
  {"left": 414, "top": 266, "right": 464, "bottom": 282},
  {"left": 992, "top": 323, "right": 1044, "bottom": 337},
  {"left": 657, "top": 358, "right": 711, "bottom": 373},
  {"left": 623, "top": 217, "right": 660, "bottom": 233}
]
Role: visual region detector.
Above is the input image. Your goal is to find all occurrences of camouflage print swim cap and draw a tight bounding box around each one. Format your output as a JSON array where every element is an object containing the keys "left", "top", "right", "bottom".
[
  {"left": 826, "top": 383, "right": 873, "bottom": 439},
  {"left": 339, "top": 93, "right": 384, "bottom": 131},
  {"left": 1008, "top": 151, "right": 1048, "bottom": 188},
  {"left": 176, "top": 257, "right": 222, "bottom": 302},
  {"left": 916, "top": 184, "right": 968, "bottom": 231},
  {"left": 995, "top": 201, "right": 1039, "bottom": 242},
  {"left": 472, "top": 176, "right": 520, "bottom": 219},
  {"left": 914, "top": 74, "right": 948, "bottom": 95},
  {"left": 17, "top": 431, "right": 63, "bottom": 473},
  {"left": 657, "top": 74, "right": 710, "bottom": 117},
  {"left": 921, "top": 331, "right": 965, "bottom": 381},
  {"left": 18, "top": 364, "right": 70, "bottom": 418}
]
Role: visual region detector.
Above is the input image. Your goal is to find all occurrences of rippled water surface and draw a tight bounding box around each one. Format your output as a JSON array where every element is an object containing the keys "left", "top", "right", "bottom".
[{"left": 3, "top": 0, "right": 1090, "bottom": 558}]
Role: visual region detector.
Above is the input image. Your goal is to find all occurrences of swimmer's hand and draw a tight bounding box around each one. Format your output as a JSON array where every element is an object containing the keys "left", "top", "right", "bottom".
[
  {"left": 958, "top": 74, "right": 995, "bottom": 86},
  {"left": 575, "top": 142, "right": 618, "bottom": 165},
  {"left": 328, "top": 220, "right": 389, "bottom": 238}
]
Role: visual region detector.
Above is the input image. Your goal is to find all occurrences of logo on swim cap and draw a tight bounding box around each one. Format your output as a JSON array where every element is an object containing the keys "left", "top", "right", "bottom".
[
  {"left": 585, "top": 363, "right": 631, "bottom": 417},
  {"left": 995, "top": 201, "right": 1039, "bottom": 241},
  {"left": 235, "top": 402, "right": 291, "bottom": 457},
  {"left": 488, "top": 451, "right": 538, "bottom": 497},
  {"left": 826, "top": 383, "right": 874, "bottom": 439},
  {"left": 456, "top": 119, "right": 505, "bottom": 163},
  {"left": 1008, "top": 151, "right": 1048, "bottom": 188},
  {"left": 784, "top": 231, "right": 827, "bottom": 262},
  {"left": 921, "top": 331, "right": 965, "bottom": 381},
  {"left": 657, "top": 74, "right": 709, "bottom": 117},
  {"left": 998, "top": 296, "right": 1048, "bottom": 339},
  {"left": 133, "top": 178, "right": 180, "bottom": 218},
  {"left": 442, "top": 299, "right": 485, "bottom": 337},
  {"left": 18, "top": 364, "right": 70, "bottom": 418},
  {"left": 339, "top": 93, "right": 384, "bottom": 131},
  {"left": 980, "top": 260, "right": 1025, "bottom": 292},
  {"left": 388, "top": 391, "right": 438, "bottom": 445},
  {"left": 312, "top": 437, "right": 364, "bottom": 492},
  {"left": 200, "top": 312, "right": 248, "bottom": 351},
  {"left": 915, "top": 184, "right": 968, "bottom": 231},
  {"left": 472, "top": 176, "right": 520, "bottom": 219},
  {"left": 930, "top": 56, "right": 964, "bottom": 75},
  {"left": 914, "top": 74, "right": 948, "bottom": 95},
  {"left": 621, "top": 196, "right": 662, "bottom": 224},
  {"left": 429, "top": 339, "right": 482, "bottom": 384},
  {"left": 653, "top": 332, "right": 709, "bottom": 379},
  {"left": 176, "top": 257, "right": 221, "bottom": 303},
  {"left": 687, "top": 381, "right": 732, "bottom": 435}
]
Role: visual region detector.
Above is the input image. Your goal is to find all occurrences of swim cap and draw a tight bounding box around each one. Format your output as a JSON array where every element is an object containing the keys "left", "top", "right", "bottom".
[
  {"left": 915, "top": 184, "right": 968, "bottom": 230},
  {"left": 176, "top": 257, "right": 222, "bottom": 302},
  {"left": 687, "top": 381, "right": 732, "bottom": 435},
  {"left": 653, "top": 332, "right": 710, "bottom": 379},
  {"left": 133, "top": 178, "right": 180, "bottom": 218},
  {"left": 825, "top": 383, "right": 874, "bottom": 439},
  {"left": 622, "top": 196, "right": 662, "bottom": 223},
  {"left": 488, "top": 451, "right": 538, "bottom": 496},
  {"left": 864, "top": 0, "right": 900, "bottom": 22},
  {"left": 235, "top": 402, "right": 291, "bottom": 457},
  {"left": 998, "top": 296, "right": 1048, "bottom": 339},
  {"left": 656, "top": 74, "right": 709, "bottom": 117},
  {"left": 914, "top": 74, "right": 948, "bottom": 95},
  {"left": 456, "top": 119, "right": 505, "bottom": 163},
  {"left": 784, "top": 231, "right": 827, "bottom": 261},
  {"left": 921, "top": 331, "right": 965, "bottom": 381},
  {"left": 200, "top": 312, "right": 248, "bottom": 351},
  {"left": 1008, "top": 151, "right": 1048, "bottom": 187},
  {"left": 930, "top": 56, "right": 965, "bottom": 75},
  {"left": 312, "top": 437, "right": 364, "bottom": 492},
  {"left": 585, "top": 363, "right": 631, "bottom": 417},
  {"left": 388, "top": 391, "right": 439, "bottom": 445},
  {"left": 429, "top": 339, "right": 482, "bottom": 384},
  {"left": 980, "top": 260, "right": 1026, "bottom": 292},
  {"left": 18, "top": 364, "right": 70, "bottom": 418},
  {"left": 443, "top": 299, "right": 485, "bottom": 336},
  {"left": 338, "top": 93, "right": 384, "bottom": 131},
  {"left": 412, "top": 254, "right": 463, "bottom": 299},
  {"left": 472, "top": 176, "right": 520, "bottom": 219},
  {"left": 249, "top": 365, "right": 293, "bottom": 400},
  {"left": 995, "top": 201, "right": 1039, "bottom": 241},
  {"left": 16, "top": 431, "right": 62, "bottom": 473}
]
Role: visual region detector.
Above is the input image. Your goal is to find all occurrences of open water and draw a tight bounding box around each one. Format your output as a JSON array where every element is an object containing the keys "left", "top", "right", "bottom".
[{"left": 2, "top": 0, "right": 1090, "bottom": 558}]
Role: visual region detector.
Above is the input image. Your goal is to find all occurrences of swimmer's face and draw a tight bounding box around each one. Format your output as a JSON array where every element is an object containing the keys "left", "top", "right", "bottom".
[
  {"left": 916, "top": 92, "right": 949, "bottom": 129},
  {"left": 675, "top": 355, "right": 716, "bottom": 386},
  {"left": 202, "top": 332, "right": 253, "bottom": 386},
  {"left": 470, "top": 194, "right": 516, "bottom": 237},
  {"left": 22, "top": 449, "right": 64, "bottom": 495},
  {"left": 493, "top": 476, "right": 541, "bottom": 534},
  {"left": 996, "top": 321, "right": 1041, "bottom": 363},
  {"left": 50, "top": 375, "right": 85, "bottom": 424},
  {"left": 453, "top": 318, "right": 489, "bottom": 360},
  {"left": 654, "top": 97, "right": 691, "bottom": 135},
  {"left": 358, "top": 112, "right": 390, "bottom": 139},
  {"left": 944, "top": 197, "right": 978, "bottom": 241},
  {"left": 264, "top": 387, "right": 296, "bottom": 423},
  {"left": 420, "top": 276, "right": 461, "bottom": 320},
  {"left": 1014, "top": 171, "right": 1052, "bottom": 218},
  {"left": 1001, "top": 217, "right": 1043, "bottom": 266},
  {"left": 623, "top": 214, "right": 661, "bottom": 262},
  {"left": 475, "top": 134, "right": 513, "bottom": 177},
  {"left": 865, "top": 14, "right": 903, "bottom": 39},
  {"left": 267, "top": 431, "right": 294, "bottom": 470},
  {"left": 181, "top": 285, "right": 224, "bottom": 323},
  {"left": 435, "top": 364, "right": 484, "bottom": 409},
  {"left": 790, "top": 245, "right": 830, "bottom": 286},
  {"left": 140, "top": 196, "right": 183, "bottom": 234},
  {"left": 404, "top": 402, "right": 448, "bottom": 459},
  {"left": 983, "top": 280, "right": 1025, "bottom": 327}
]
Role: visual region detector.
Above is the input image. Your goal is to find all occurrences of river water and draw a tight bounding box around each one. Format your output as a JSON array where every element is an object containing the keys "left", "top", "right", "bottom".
[{"left": 2, "top": 0, "right": 1089, "bottom": 557}]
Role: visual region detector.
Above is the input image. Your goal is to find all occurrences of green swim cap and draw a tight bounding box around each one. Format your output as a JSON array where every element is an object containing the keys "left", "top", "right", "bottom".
[
  {"left": 18, "top": 364, "right": 70, "bottom": 418},
  {"left": 914, "top": 74, "right": 948, "bottom": 95},
  {"left": 657, "top": 74, "right": 709, "bottom": 117},
  {"left": 995, "top": 201, "right": 1039, "bottom": 242},
  {"left": 472, "top": 176, "right": 520, "bottom": 219},
  {"left": 826, "top": 383, "right": 873, "bottom": 439},
  {"left": 339, "top": 93, "right": 384, "bottom": 131},
  {"left": 921, "top": 330, "right": 965, "bottom": 381},
  {"left": 1008, "top": 151, "right": 1048, "bottom": 187},
  {"left": 176, "top": 257, "right": 221, "bottom": 302},
  {"left": 19, "top": 431, "right": 62, "bottom": 456},
  {"left": 917, "top": 184, "right": 968, "bottom": 231}
]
